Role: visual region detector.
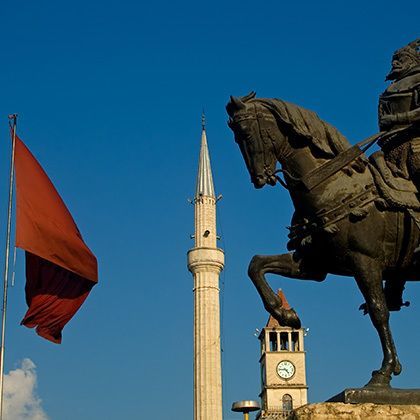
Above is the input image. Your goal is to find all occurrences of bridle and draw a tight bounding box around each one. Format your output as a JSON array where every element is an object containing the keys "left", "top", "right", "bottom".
[{"left": 229, "top": 104, "right": 298, "bottom": 189}]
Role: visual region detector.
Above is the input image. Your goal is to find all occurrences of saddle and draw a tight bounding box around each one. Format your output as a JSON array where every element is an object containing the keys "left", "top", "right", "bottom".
[
  {"left": 369, "top": 150, "right": 420, "bottom": 266},
  {"left": 369, "top": 150, "right": 420, "bottom": 211},
  {"left": 366, "top": 151, "right": 420, "bottom": 311}
]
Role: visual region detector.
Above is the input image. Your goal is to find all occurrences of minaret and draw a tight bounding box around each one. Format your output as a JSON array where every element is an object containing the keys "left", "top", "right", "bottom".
[{"left": 187, "top": 116, "right": 224, "bottom": 420}]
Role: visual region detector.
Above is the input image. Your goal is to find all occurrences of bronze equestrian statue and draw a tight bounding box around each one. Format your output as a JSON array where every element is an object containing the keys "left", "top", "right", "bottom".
[{"left": 226, "top": 39, "right": 420, "bottom": 388}]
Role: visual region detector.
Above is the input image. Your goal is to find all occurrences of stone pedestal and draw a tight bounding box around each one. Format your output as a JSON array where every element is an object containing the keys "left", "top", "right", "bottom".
[
  {"left": 328, "top": 387, "right": 420, "bottom": 404},
  {"left": 289, "top": 403, "right": 420, "bottom": 420}
]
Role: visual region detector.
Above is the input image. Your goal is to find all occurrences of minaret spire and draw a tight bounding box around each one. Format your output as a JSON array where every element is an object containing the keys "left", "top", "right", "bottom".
[
  {"left": 188, "top": 118, "right": 224, "bottom": 420},
  {"left": 195, "top": 114, "right": 215, "bottom": 199}
]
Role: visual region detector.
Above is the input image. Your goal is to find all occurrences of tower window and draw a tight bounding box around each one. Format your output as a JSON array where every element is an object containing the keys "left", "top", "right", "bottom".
[
  {"left": 282, "top": 394, "right": 293, "bottom": 413},
  {"left": 280, "top": 332, "right": 289, "bottom": 350},
  {"left": 291, "top": 332, "right": 300, "bottom": 351},
  {"left": 269, "top": 332, "right": 278, "bottom": 351}
]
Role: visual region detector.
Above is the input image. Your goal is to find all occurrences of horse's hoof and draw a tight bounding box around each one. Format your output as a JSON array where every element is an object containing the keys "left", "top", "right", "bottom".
[
  {"left": 285, "top": 308, "right": 301, "bottom": 329},
  {"left": 393, "top": 360, "right": 402, "bottom": 376},
  {"left": 272, "top": 307, "right": 301, "bottom": 329},
  {"left": 365, "top": 370, "right": 391, "bottom": 388}
]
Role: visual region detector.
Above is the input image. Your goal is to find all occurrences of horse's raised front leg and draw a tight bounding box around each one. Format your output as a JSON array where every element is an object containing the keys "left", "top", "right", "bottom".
[
  {"left": 248, "top": 252, "right": 326, "bottom": 329},
  {"left": 353, "top": 256, "right": 402, "bottom": 387}
]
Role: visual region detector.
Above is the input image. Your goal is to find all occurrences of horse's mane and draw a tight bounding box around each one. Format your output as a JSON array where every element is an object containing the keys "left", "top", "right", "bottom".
[{"left": 255, "top": 98, "right": 350, "bottom": 157}]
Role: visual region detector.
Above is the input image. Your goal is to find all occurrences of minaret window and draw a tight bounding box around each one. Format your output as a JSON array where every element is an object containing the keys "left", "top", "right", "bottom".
[
  {"left": 282, "top": 394, "right": 293, "bottom": 412},
  {"left": 269, "top": 332, "right": 278, "bottom": 351},
  {"left": 291, "top": 332, "right": 300, "bottom": 351},
  {"left": 280, "top": 332, "right": 289, "bottom": 350}
]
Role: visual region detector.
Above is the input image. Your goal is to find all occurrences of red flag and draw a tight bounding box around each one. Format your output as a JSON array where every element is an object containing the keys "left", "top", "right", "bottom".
[{"left": 14, "top": 135, "right": 98, "bottom": 343}]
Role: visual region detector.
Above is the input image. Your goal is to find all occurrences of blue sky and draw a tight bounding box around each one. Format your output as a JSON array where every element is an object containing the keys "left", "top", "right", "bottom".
[{"left": 0, "top": 0, "right": 419, "bottom": 418}]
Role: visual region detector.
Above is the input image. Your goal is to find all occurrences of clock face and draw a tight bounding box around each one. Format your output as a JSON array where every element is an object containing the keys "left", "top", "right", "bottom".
[{"left": 276, "top": 360, "right": 295, "bottom": 379}]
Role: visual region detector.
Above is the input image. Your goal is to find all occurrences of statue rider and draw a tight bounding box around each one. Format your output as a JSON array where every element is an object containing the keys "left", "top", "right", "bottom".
[
  {"left": 378, "top": 39, "right": 420, "bottom": 184},
  {"left": 374, "top": 39, "right": 420, "bottom": 313}
]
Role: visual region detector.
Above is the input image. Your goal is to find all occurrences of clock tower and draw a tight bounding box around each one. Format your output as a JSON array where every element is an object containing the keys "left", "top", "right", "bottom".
[{"left": 257, "top": 290, "right": 308, "bottom": 419}]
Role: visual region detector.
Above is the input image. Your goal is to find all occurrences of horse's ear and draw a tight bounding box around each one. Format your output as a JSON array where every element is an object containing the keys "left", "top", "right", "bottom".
[
  {"left": 226, "top": 96, "right": 246, "bottom": 117},
  {"left": 241, "top": 91, "right": 257, "bottom": 102}
]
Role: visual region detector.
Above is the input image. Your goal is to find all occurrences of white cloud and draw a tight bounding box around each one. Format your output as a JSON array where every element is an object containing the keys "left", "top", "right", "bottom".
[{"left": 3, "top": 358, "right": 48, "bottom": 420}]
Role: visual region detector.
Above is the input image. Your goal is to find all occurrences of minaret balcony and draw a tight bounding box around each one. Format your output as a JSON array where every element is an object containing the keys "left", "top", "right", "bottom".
[{"left": 187, "top": 247, "right": 225, "bottom": 273}]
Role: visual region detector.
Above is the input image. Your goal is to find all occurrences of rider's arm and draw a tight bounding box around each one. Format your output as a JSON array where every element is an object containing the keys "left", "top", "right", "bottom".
[
  {"left": 379, "top": 109, "right": 420, "bottom": 128},
  {"left": 401, "top": 85, "right": 420, "bottom": 124},
  {"left": 383, "top": 86, "right": 420, "bottom": 126},
  {"left": 394, "top": 107, "right": 420, "bottom": 124}
]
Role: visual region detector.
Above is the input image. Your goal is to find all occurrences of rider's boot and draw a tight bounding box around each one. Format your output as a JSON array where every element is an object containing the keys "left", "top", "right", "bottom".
[
  {"left": 360, "top": 279, "right": 410, "bottom": 314},
  {"left": 383, "top": 279, "right": 410, "bottom": 311}
]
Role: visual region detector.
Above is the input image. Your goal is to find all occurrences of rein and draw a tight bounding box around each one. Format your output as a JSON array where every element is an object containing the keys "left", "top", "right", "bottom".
[
  {"left": 233, "top": 108, "right": 409, "bottom": 192},
  {"left": 300, "top": 127, "right": 409, "bottom": 191},
  {"left": 273, "top": 169, "right": 300, "bottom": 190}
]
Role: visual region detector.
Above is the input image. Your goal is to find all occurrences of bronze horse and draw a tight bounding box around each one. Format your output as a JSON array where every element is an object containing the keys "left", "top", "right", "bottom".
[{"left": 226, "top": 92, "right": 420, "bottom": 387}]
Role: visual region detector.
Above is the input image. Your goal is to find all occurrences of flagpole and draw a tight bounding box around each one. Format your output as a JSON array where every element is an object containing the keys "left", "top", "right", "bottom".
[{"left": 0, "top": 114, "right": 17, "bottom": 419}]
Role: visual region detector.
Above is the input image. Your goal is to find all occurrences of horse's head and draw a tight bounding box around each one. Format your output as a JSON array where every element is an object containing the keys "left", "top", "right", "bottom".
[{"left": 226, "top": 92, "right": 280, "bottom": 189}]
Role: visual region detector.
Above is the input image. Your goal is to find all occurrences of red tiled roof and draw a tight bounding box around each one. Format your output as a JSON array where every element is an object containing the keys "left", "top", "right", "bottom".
[{"left": 266, "top": 289, "right": 293, "bottom": 328}]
